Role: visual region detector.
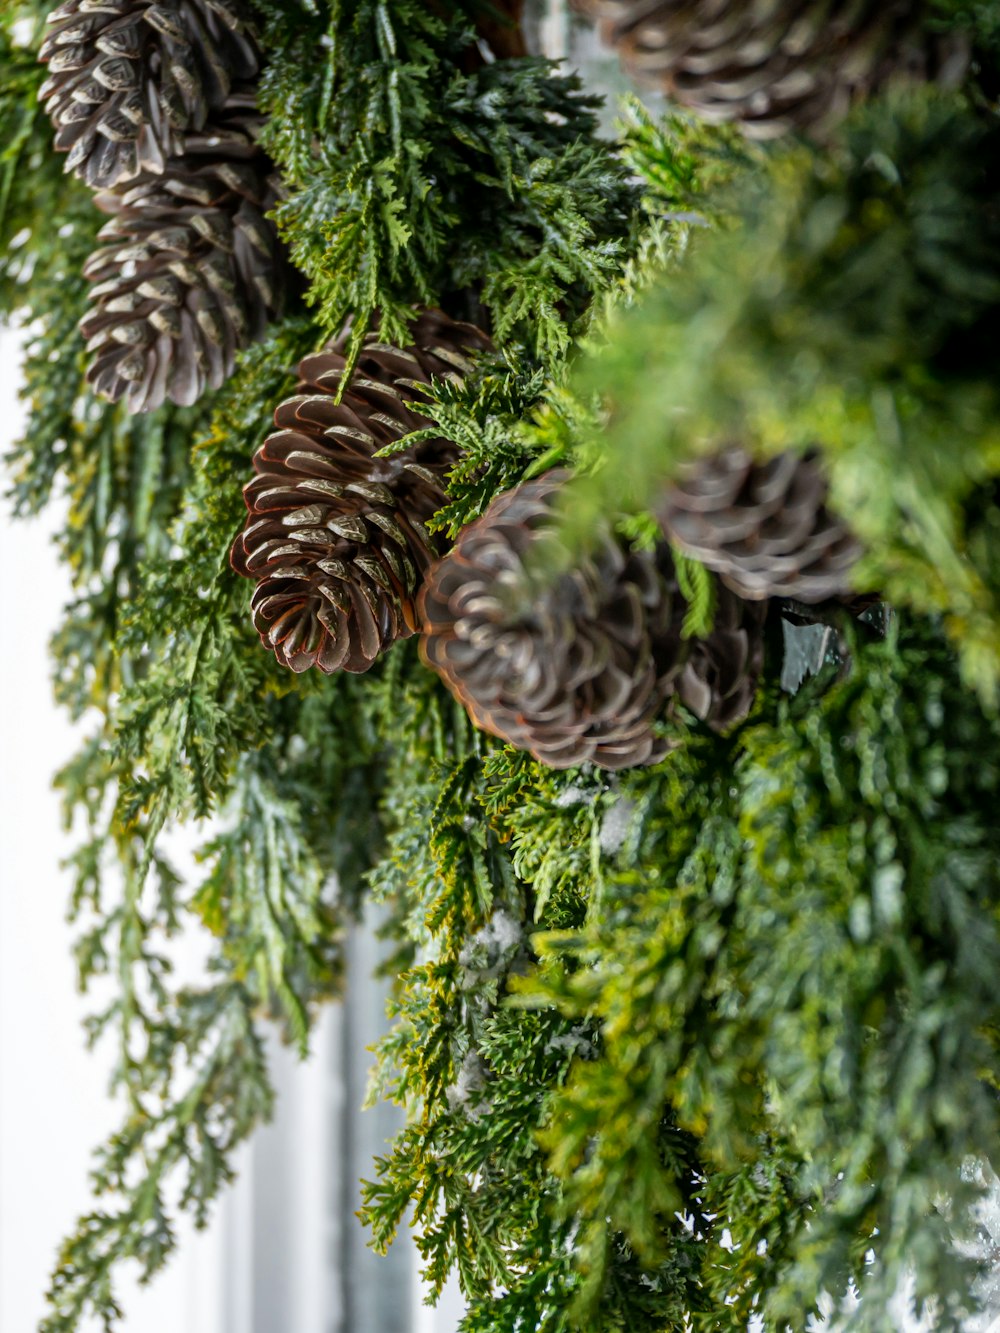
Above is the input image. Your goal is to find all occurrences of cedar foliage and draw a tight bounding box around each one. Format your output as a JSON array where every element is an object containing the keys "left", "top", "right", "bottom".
[{"left": 3, "top": 1, "right": 1000, "bottom": 1331}]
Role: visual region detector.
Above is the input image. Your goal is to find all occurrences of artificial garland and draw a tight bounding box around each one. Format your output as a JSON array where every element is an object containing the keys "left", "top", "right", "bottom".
[{"left": 3, "top": 1, "right": 1000, "bottom": 1330}]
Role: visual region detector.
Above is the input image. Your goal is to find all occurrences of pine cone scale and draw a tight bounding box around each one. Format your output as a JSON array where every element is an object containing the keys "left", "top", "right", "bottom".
[
  {"left": 421, "top": 469, "right": 777, "bottom": 764},
  {"left": 42, "top": 0, "right": 259, "bottom": 188},
  {"left": 419, "top": 472, "right": 693, "bottom": 770},
  {"left": 676, "top": 586, "right": 766, "bottom": 729}
]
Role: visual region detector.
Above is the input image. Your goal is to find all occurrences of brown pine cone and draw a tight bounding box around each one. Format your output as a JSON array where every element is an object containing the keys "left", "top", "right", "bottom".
[
  {"left": 571, "top": 0, "right": 969, "bottom": 140},
  {"left": 419, "top": 471, "right": 691, "bottom": 770},
  {"left": 231, "top": 310, "right": 493, "bottom": 675},
  {"left": 40, "top": 0, "right": 259, "bottom": 189},
  {"left": 80, "top": 93, "right": 282, "bottom": 413},
  {"left": 675, "top": 584, "right": 766, "bottom": 731},
  {"left": 473, "top": 0, "right": 527, "bottom": 58},
  {"left": 656, "top": 446, "right": 862, "bottom": 603}
]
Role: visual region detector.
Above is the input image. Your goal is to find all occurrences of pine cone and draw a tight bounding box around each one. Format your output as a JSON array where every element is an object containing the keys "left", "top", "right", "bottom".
[
  {"left": 655, "top": 446, "right": 862, "bottom": 603},
  {"left": 419, "top": 471, "right": 691, "bottom": 770},
  {"left": 473, "top": 0, "right": 527, "bottom": 59},
  {"left": 571, "top": 0, "right": 969, "bottom": 140},
  {"left": 80, "top": 94, "right": 282, "bottom": 413},
  {"left": 231, "top": 310, "right": 493, "bottom": 675},
  {"left": 675, "top": 584, "right": 765, "bottom": 731},
  {"left": 40, "top": 0, "right": 259, "bottom": 189}
]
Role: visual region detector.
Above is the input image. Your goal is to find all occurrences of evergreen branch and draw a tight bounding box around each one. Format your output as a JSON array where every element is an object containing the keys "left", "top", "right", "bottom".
[
  {"left": 260, "top": 1, "right": 638, "bottom": 374},
  {"left": 41, "top": 982, "right": 273, "bottom": 1333},
  {"left": 41, "top": 316, "right": 385, "bottom": 1324},
  {"left": 192, "top": 758, "right": 346, "bottom": 1053},
  {"left": 6, "top": 5, "right": 1000, "bottom": 1331}
]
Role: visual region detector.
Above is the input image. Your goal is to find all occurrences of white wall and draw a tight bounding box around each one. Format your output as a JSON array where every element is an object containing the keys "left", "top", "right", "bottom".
[
  {"left": 0, "top": 327, "right": 279, "bottom": 1333},
  {"left": 0, "top": 326, "right": 232, "bottom": 1332},
  {"left": 0, "top": 326, "right": 462, "bottom": 1333}
]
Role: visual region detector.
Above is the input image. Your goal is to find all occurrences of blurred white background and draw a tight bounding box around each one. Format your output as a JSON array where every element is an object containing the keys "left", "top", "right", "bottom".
[
  {"left": 0, "top": 326, "right": 232, "bottom": 1331},
  {"left": 0, "top": 325, "right": 462, "bottom": 1332}
]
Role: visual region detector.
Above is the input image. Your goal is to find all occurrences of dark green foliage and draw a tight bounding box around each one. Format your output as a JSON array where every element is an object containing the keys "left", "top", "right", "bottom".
[
  {"left": 384, "top": 352, "right": 549, "bottom": 537},
  {"left": 256, "top": 0, "right": 639, "bottom": 368},
  {"left": 617, "top": 97, "right": 755, "bottom": 230},
  {"left": 362, "top": 731, "right": 720, "bottom": 1331},
  {"left": 382, "top": 107, "right": 749, "bottom": 536},
  {"left": 5, "top": 1, "right": 1000, "bottom": 1329},
  {"left": 362, "top": 622, "right": 1000, "bottom": 1331},
  {"left": 730, "top": 626, "right": 1000, "bottom": 1325},
  {"left": 932, "top": 0, "right": 1000, "bottom": 63},
  {"left": 360, "top": 711, "right": 798, "bottom": 1328},
  {"left": 519, "top": 623, "right": 1000, "bottom": 1328}
]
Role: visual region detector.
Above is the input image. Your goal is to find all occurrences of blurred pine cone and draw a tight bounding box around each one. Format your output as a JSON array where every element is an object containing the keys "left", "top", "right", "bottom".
[
  {"left": 655, "top": 446, "right": 862, "bottom": 603},
  {"left": 572, "top": 0, "right": 969, "bottom": 139},
  {"left": 419, "top": 471, "right": 692, "bottom": 770},
  {"left": 675, "top": 584, "right": 765, "bottom": 730},
  {"left": 231, "top": 310, "right": 493, "bottom": 675},
  {"left": 40, "top": 0, "right": 258, "bottom": 189},
  {"left": 473, "top": 0, "right": 527, "bottom": 58},
  {"left": 80, "top": 93, "right": 282, "bottom": 413}
]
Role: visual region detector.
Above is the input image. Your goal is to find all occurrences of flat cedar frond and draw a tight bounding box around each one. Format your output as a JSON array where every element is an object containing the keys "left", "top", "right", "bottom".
[{"left": 261, "top": 6, "right": 639, "bottom": 374}]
